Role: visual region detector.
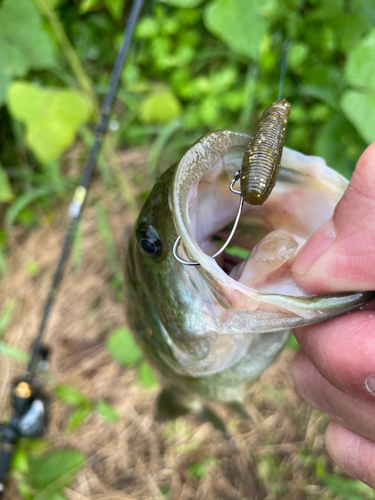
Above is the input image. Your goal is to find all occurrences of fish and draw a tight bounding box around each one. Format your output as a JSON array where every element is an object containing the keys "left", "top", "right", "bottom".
[{"left": 124, "top": 130, "right": 374, "bottom": 415}]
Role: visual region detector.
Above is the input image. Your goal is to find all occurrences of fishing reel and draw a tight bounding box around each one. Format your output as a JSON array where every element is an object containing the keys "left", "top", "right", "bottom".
[{"left": 0, "top": 348, "right": 50, "bottom": 498}]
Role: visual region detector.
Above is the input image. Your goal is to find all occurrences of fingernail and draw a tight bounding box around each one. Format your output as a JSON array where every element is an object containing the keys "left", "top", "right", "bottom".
[
  {"left": 365, "top": 376, "right": 375, "bottom": 397},
  {"left": 292, "top": 219, "right": 336, "bottom": 276}
]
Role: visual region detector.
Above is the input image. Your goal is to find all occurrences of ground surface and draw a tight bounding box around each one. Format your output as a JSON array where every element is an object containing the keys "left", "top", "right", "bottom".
[{"left": 0, "top": 149, "right": 343, "bottom": 500}]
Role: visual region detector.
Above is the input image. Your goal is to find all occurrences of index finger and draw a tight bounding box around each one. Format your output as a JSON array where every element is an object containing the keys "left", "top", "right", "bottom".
[{"left": 291, "top": 142, "right": 375, "bottom": 294}]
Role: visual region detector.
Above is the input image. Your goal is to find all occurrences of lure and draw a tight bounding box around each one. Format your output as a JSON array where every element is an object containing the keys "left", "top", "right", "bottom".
[{"left": 239, "top": 99, "right": 290, "bottom": 205}]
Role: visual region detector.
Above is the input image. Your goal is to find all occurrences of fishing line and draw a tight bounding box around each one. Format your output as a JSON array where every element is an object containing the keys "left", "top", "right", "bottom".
[
  {"left": 278, "top": 38, "right": 290, "bottom": 100},
  {"left": 0, "top": 0, "right": 144, "bottom": 496}
]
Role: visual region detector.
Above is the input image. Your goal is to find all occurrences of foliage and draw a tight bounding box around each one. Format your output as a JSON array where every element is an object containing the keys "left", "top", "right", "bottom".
[
  {"left": 322, "top": 473, "right": 375, "bottom": 500},
  {"left": 0, "top": 341, "right": 29, "bottom": 362},
  {"left": 12, "top": 444, "right": 85, "bottom": 500},
  {"left": 28, "top": 449, "right": 85, "bottom": 497},
  {"left": 56, "top": 383, "right": 120, "bottom": 432},
  {"left": 0, "top": 298, "right": 19, "bottom": 336},
  {"left": 7, "top": 82, "right": 93, "bottom": 164},
  {"left": 106, "top": 325, "right": 142, "bottom": 365},
  {"left": 106, "top": 326, "right": 158, "bottom": 388},
  {"left": 204, "top": 0, "right": 267, "bottom": 59},
  {"left": 186, "top": 455, "right": 219, "bottom": 478},
  {"left": 0, "top": 0, "right": 55, "bottom": 105},
  {"left": 0, "top": 0, "right": 374, "bottom": 241}
]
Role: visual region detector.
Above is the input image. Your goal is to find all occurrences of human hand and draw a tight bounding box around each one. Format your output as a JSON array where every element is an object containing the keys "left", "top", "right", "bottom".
[{"left": 291, "top": 142, "right": 375, "bottom": 487}]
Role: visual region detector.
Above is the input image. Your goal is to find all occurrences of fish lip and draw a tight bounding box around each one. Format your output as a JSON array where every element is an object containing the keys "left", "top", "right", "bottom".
[
  {"left": 171, "top": 130, "right": 374, "bottom": 315},
  {"left": 171, "top": 130, "right": 250, "bottom": 269}
]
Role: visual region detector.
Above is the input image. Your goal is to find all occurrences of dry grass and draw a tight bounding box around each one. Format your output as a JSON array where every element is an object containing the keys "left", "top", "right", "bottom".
[{"left": 0, "top": 148, "right": 338, "bottom": 500}]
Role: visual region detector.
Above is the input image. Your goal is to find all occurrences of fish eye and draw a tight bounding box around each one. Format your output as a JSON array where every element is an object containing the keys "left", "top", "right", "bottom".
[{"left": 136, "top": 223, "right": 162, "bottom": 257}]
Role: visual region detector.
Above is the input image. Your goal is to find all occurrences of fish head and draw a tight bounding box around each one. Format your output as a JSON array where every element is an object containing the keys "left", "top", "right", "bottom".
[{"left": 125, "top": 130, "right": 374, "bottom": 400}]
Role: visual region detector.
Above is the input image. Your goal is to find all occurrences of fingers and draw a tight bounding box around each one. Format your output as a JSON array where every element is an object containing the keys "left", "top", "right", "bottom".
[
  {"left": 325, "top": 421, "right": 375, "bottom": 488},
  {"left": 294, "top": 351, "right": 375, "bottom": 488},
  {"left": 293, "top": 311, "right": 375, "bottom": 400},
  {"left": 292, "top": 350, "right": 375, "bottom": 442},
  {"left": 292, "top": 141, "right": 375, "bottom": 293}
]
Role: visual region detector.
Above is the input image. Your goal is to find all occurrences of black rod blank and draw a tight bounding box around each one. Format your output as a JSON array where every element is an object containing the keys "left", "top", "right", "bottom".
[{"left": 27, "top": 0, "right": 144, "bottom": 378}]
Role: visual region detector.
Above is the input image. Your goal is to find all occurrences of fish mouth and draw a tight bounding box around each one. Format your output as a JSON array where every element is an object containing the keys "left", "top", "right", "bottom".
[{"left": 171, "top": 130, "right": 372, "bottom": 323}]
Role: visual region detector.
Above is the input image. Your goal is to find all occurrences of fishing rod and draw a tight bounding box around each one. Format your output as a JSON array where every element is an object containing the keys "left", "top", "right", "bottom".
[{"left": 0, "top": 0, "right": 144, "bottom": 496}]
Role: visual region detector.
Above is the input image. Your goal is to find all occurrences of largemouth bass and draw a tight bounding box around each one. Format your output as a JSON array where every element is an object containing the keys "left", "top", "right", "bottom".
[{"left": 124, "top": 130, "right": 373, "bottom": 411}]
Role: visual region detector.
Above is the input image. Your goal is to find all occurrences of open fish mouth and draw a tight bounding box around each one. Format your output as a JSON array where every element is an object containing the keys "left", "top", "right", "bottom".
[{"left": 171, "top": 130, "right": 373, "bottom": 328}]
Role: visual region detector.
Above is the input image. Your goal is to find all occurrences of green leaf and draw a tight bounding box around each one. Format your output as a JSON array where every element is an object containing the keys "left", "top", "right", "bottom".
[
  {"left": 140, "top": 88, "right": 182, "bottom": 124},
  {"left": 340, "top": 90, "right": 375, "bottom": 145},
  {"left": 55, "top": 384, "right": 87, "bottom": 405},
  {"left": 106, "top": 326, "right": 142, "bottom": 365},
  {"left": 0, "top": 0, "right": 55, "bottom": 104},
  {"left": 96, "top": 400, "right": 120, "bottom": 422},
  {"left": 160, "top": 0, "right": 204, "bottom": 7},
  {"left": 334, "top": 14, "right": 372, "bottom": 53},
  {"left": 136, "top": 17, "right": 159, "bottom": 39},
  {"left": 66, "top": 405, "right": 92, "bottom": 433},
  {"left": 28, "top": 449, "right": 86, "bottom": 495},
  {"left": 0, "top": 342, "right": 29, "bottom": 362},
  {"left": 322, "top": 474, "right": 375, "bottom": 500},
  {"left": 204, "top": 0, "right": 267, "bottom": 59},
  {"left": 11, "top": 448, "right": 29, "bottom": 474},
  {"left": 138, "top": 363, "right": 158, "bottom": 389},
  {"left": 7, "top": 82, "right": 93, "bottom": 163},
  {"left": 5, "top": 186, "right": 53, "bottom": 227},
  {"left": 80, "top": 0, "right": 101, "bottom": 13},
  {"left": 26, "top": 260, "right": 41, "bottom": 277},
  {"left": 187, "top": 455, "right": 219, "bottom": 478},
  {"left": 104, "top": 0, "right": 124, "bottom": 20},
  {"left": 345, "top": 29, "right": 375, "bottom": 91},
  {"left": 0, "top": 298, "right": 18, "bottom": 337},
  {"left": 0, "top": 164, "right": 14, "bottom": 202},
  {"left": 312, "top": 112, "right": 359, "bottom": 179},
  {"left": 48, "top": 494, "right": 65, "bottom": 500},
  {"left": 287, "top": 43, "right": 309, "bottom": 71},
  {"left": 299, "top": 84, "right": 338, "bottom": 109}
]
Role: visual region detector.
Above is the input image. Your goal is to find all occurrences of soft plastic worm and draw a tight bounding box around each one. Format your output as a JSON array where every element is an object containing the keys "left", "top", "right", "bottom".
[{"left": 240, "top": 99, "right": 291, "bottom": 205}]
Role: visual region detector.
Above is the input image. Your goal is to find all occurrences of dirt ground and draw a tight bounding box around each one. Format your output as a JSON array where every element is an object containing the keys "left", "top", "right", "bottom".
[{"left": 0, "top": 148, "right": 338, "bottom": 500}]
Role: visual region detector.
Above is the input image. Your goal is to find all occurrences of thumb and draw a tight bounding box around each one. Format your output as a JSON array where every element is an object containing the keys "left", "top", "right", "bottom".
[{"left": 292, "top": 141, "right": 375, "bottom": 294}]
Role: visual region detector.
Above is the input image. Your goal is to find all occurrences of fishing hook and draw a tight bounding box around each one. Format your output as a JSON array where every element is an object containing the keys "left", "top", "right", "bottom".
[{"left": 173, "top": 171, "right": 244, "bottom": 266}]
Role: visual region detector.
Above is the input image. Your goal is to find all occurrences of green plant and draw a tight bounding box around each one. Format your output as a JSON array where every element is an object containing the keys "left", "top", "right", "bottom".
[
  {"left": 12, "top": 445, "right": 86, "bottom": 500},
  {"left": 106, "top": 325, "right": 158, "bottom": 388},
  {"left": 187, "top": 455, "right": 220, "bottom": 479},
  {"left": 55, "top": 384, "right": 120, "bottom": 432}
]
